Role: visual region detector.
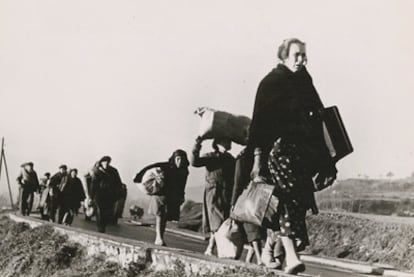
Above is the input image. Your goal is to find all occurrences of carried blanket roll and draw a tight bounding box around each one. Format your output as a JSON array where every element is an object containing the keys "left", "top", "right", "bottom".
[{"left": 195, "top": 107, "right": 251, "bottom": 145}]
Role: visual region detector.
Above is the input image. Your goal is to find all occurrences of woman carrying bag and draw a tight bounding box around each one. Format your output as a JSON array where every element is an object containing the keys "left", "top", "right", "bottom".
[
  {"left": 247, "top": 38, "right": 337, "bottom": 274},
  {"left": 134, "top": 149, "right": 189, "bottom": 246}
]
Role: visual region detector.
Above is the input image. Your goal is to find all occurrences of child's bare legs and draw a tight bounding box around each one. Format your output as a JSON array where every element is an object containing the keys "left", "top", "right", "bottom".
[
  {"left": 245, "top": 240, "right": 263, "bottom": 264},
  {"left": 245, "top": 244, "right": 254, "bottom": 263},
  {"left": 204, "top": 232, "right": 216, "bottom": 255},
  {"left": 252, "top": 240, "right": 263, "bottom": 265},
  {"left": 155, "top": 215, "right": 167, "bottom": 246}
]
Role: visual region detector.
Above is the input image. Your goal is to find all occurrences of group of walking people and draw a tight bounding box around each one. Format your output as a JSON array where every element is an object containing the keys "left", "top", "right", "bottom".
[
  {"left": 134, "top": 38, "right": 337, "bottom": 274},
  {"left": 17, "top": 156, "right": 127, "bottom": 233},
  {"left": 17, "top": 163, "right": 85, "bottom": 224},
  {"left": 16, "top": 37, "right": 338, "bottom": 275}
]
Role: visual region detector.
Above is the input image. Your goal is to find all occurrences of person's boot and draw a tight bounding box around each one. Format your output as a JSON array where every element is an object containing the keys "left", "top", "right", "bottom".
[{"left": 281, "top": 236, "right": 305, "bottom": 275}]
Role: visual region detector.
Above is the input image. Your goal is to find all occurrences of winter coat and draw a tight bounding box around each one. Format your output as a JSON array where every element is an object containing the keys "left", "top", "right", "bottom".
[
  {"left": 90, "top": 166, "right": 122, "bottom": 203},
  {"left": 191, "top": 150, "right": 235, "bottom": 233},
  {"left": 17, "top": 169, "right": 39, "bottom": 192}
]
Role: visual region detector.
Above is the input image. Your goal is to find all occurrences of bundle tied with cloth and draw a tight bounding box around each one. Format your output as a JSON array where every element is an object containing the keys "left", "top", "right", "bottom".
[
  {"left": 194, "top": 107, "right": 251, "bottom": 145},
  {"left": 135, "top": 167, "right": 165, "bottom": 195}
]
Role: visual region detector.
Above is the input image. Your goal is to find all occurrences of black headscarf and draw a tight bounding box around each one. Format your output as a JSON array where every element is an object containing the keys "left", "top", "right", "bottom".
[{"left": 133, "top": 149, "right": 189, "bottom": 183}]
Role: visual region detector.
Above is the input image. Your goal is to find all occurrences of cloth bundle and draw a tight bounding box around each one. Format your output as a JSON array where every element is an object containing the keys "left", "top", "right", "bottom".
[
  {"left": 195, "top": 107, "right": 251, "bottom": 145},
  {"left": 135, "top": 167, "right": 165, "bottom": 195},
  {"left": 214, "top": 219, "right": 244, "bottom": 259}
]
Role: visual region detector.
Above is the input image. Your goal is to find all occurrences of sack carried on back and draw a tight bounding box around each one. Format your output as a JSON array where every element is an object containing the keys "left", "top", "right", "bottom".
[
  {"left": 195, "top": 107, "right": 251, "bottom": 145},
  {"left": 135, "top": 167, "right": 165, "bottom": 195}
]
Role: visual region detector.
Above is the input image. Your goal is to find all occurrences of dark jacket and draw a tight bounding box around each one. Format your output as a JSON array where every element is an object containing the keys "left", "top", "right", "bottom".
[
  {"left": 90, "top": 166, "right": 122, "bottom": 202},
  {"left": 17, "top": 169, "right": 39, "bottom": 192},
  {"left": 50, "top": 172, "right": 69, "bottom": 194},
  {"left": 70, "top": 176, "right": 85, "bottom": 208}
]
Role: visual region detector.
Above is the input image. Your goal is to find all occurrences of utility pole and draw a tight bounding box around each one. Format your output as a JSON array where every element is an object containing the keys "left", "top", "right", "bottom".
[{"left": 0, "top": 138, "right": 14, "bottom": 208}]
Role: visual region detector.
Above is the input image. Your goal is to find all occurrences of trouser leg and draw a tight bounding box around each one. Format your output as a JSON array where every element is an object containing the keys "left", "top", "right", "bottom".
[
  {"left": 57, "top": 205, "right": 65, "bottom": 224},
  {"left": 20, "top": 188, "right": 30, "bottom": 216},
  {"left": 95, "top": 200, "right": 114, "bottom": 233},
  {"left": 49, "top": 200, "right": 57, "bottom": 222},
  {"left": 27, "top": 192, "right": 34, "bottom": 215},
  {"left": 95, "top": 204, "right": 105, "bottom": 232}
]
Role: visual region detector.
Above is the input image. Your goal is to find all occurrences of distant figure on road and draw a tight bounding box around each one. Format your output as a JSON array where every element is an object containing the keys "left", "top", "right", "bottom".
[
  {"left": 190, "top": 137, "right": 235, "bottom": 256},
  {"left": 90, "top": 156, "right": 123, "bottom": 233},
  {"left": 50, "top": 165, "right": 74, "bottom": 225},
  {"left": 69, "top": 169, "right": 86, "bottom": 216},
  {"left": 38, "top": 172, "right": 51, "bottom": 220},
  {"left": 39, "top": 172, "right": 51, "bottom": 194},
  {"left": 16, "top": 162, "right": 39, "bottom": 216},
  {"left": 134, "top": 149, "right": 189, "bottom": 246}
]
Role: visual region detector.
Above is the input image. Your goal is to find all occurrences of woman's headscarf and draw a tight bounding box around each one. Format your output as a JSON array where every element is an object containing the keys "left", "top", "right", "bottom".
[{"left": 168, "top": 149, "right": 189, "bottom": 168}]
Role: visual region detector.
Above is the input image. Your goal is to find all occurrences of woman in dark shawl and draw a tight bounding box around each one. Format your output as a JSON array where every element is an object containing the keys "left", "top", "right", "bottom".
[
  {"left": 247, "top": 38, "right": 337, "bottom": 274},
  {"left": 190, "top": 137, "right": 235, "bottom": 256},
  {"left": 134, "top": 149, "right": 189, "bottom": 246}
]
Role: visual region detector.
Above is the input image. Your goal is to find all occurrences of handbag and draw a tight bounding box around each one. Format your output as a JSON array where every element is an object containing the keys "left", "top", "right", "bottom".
[{"left": 230, "top": 180, "right": 276, "bottom": 226}]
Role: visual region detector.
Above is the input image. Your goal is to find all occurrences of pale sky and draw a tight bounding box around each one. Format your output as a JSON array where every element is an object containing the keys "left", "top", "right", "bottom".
[{"left": 1, "top": 0, "right": 414, "bottom": 197}]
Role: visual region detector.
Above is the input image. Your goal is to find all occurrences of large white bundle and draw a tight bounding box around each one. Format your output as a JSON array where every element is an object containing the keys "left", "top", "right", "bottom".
[
  {"left": 195, "top": 107, "right": 251, "bottom": 145},
  {"left": 135, "top": 167, "right": 165, "bottom": 195},
  {"left": 214, "top": 219, "right": 244, "bottom": 259}
]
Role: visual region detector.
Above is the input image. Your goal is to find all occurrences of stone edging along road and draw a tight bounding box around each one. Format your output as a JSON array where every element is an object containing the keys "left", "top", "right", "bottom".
[
  {"left": 161, "top": 222, "right": 414, "bottom": 277},
  {"left": 7, "top": 213, "right": 295, "bottom": 277}
]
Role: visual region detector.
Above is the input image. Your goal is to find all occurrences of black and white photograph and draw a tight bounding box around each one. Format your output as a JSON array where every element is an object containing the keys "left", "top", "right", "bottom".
[{"left": 0, "top": 1, "right": 413, "bottom": 276}]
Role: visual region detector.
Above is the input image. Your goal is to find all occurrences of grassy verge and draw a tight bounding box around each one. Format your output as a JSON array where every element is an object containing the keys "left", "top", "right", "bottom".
[
  {"left": 0, "top": 215, "right": 282, "bottom": 277},
  {"left": 307, "top": 213, "right": 414, "bottom": 271}
]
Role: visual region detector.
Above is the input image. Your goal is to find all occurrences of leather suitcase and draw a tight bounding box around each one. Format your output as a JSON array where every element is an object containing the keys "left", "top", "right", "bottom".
[{"left": 322, "top": 106, "right": 353, "bottom": 162}]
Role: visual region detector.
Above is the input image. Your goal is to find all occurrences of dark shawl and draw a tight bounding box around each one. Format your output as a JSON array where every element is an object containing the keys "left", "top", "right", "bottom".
[
  {"left": 90, "top": 165, "right": 122, "bottom": 201},
  {"left": 247, "top": 64, "right": 332, "bottom": 172}
]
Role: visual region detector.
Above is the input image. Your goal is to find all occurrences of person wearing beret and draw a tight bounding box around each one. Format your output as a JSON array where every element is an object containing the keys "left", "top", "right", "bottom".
[{"left": 16, "top": 162, "right": 39, "bottom": 216}]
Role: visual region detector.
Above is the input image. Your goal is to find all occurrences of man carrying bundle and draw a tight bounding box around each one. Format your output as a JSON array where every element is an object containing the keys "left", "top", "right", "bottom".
[{"left": 16, "top": 162, "right": 39, "bottom": 216}]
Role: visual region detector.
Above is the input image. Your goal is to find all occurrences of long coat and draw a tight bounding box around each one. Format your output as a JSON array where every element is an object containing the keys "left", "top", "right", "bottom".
[
  {"left": 70, "top": 176, "right": 86, "bottom": 210},
  {"left": 246, "top": 64, "right": 334, "bottom": 246},
  {"left": 17, "top": 169, "right": 39, "bottom": 192},
  {"left": 191, "top": 151, "right": 235, "bottom": 233},
  {"left": 90, "top": 166, "right": 122, "bottom": 204}
]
